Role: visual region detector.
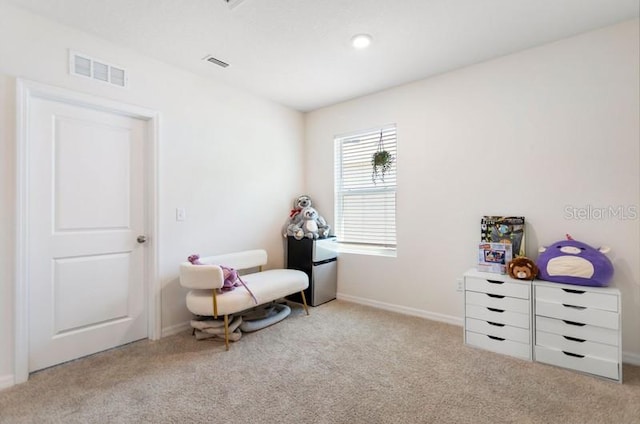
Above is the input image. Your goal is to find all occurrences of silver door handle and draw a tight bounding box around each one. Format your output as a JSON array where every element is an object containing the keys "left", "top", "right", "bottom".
[{"left": 137, "top": 235, "right": 147, "bottom": 244}]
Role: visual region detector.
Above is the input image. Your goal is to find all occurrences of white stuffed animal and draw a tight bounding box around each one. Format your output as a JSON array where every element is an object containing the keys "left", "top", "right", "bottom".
[
  {"left": 284, "top": 195, "right": 331, "bottom": 240},
  {"left": 295, "top": 206, "right": 331, "bottom": 240},
  {"left": 282, "top": 194, "right": 331, "bottom": 240},
  {"left": 283, "top": 195, "right": 311, "bottom": 238}
]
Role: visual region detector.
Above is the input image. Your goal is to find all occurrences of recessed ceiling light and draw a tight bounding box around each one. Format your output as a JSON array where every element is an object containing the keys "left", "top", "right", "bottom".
[{"left": 351, "top": 34, "right": 372, "bottom": 49}]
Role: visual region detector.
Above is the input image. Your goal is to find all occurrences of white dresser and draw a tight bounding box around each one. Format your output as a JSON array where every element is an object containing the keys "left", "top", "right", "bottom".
[
  {"left": 533, "top": 280, "right": 622, "bottom": 382},
  {"left": 463, "top": 269, "right": 532, "bottom": 360}
]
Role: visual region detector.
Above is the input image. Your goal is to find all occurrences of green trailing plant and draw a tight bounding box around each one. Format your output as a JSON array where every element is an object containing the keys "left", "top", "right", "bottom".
[{"left": 371, "top": 131, "right": 394, "bottom": 183}]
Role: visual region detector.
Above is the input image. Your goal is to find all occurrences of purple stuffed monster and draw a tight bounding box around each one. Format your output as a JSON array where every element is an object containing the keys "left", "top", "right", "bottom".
[
  {"left": 188, "top": 254, "right": 257, "bottom": 303},
  {"left": 536, "top": 234, "right": 614, "bottom": 287}
]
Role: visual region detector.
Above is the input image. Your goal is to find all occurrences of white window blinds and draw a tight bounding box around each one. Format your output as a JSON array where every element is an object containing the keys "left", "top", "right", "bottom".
[{"left": 334, "top": 125, "right": 397, "bottom": 247}]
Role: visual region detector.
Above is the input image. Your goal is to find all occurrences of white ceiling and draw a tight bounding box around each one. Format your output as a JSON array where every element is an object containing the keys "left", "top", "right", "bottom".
[{"left": 6, "top": 0, "right": 639, "bottom": 111}]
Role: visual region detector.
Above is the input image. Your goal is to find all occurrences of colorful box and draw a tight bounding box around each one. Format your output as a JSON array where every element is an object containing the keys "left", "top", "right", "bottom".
[
  {"left": 478, "top": 242, "right": 513, "bottom": 274},
  {"left": 480, "top": 216, "right": 525, "bottom": 258}
]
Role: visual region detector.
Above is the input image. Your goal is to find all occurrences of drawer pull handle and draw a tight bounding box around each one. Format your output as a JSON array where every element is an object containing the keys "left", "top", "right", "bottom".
[
  {"left": 487, "top": 321, "right": 505, "bottom": 327},
  {"left": 486, "top": 279, "right": 504, "bottom": 285},
  {"left": 562, "top": 303, "right": 586, "bottom": 310},
  {"left": 562, "top": 351, "right": 585, "bottom": 359},
  {"left": 487, "top": 307, "right": 505, "bottom": 313},
  {"left": 563, "top": 336, "right": 586, "bottom": 343},
  {"left": 488, "top": 335, "right": 505, "bottom": 341},
  {"left": 562, "top": 288, "right": 586, "bottom": 295},
  {"left": 487, "top": 293, "right": 505, "bottom": 299},
  {"left": 563, "top": 320, "right": 586, "bottom": 327}
]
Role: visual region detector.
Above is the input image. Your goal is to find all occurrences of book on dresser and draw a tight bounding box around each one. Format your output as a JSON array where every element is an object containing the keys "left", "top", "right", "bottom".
[{"left": 480, "top": 216, "right": 526, "bottom": 258}]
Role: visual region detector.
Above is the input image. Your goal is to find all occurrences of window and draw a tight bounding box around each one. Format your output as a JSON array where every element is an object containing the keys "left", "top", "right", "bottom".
[{"left": 334, "top": 125, "right": 397, "bottom": 249}]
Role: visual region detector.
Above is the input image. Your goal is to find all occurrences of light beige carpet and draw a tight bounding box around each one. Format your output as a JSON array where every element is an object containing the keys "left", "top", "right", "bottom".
[{"left": 1, "top": 300, "right": 639, "bottom": 424}]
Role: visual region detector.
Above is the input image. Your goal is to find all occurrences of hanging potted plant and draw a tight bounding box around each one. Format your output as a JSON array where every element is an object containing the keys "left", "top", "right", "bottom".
[{"left": 371, "top": 131, "right": 394, "bottom": 183}]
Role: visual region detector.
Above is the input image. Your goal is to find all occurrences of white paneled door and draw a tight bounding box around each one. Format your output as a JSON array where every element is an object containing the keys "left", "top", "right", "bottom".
[{"left": 27, "top": 96, "right": 148, "bottom": 372}]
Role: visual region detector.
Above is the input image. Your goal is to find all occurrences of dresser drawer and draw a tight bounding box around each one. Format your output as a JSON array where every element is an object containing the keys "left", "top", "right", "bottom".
[
  {"left": 466, "top": 318, "right": 530, "bottom": 344},
  {"left": 535, "top": 316, "right": 619, "bottom": 346},
  {"left": 536, "top": 285, "right": 618, "bottom": 312},
  {"left": 536, "top": 331, "right": 618, "bottom": 361},
  {"left": 466, "top": 291, "right": 529, "bottom": 313},
  {"left": 466, "top": 277, "right": 529, "bottom": 299},
  {"left": 466, "top": 331, "right": 530, "bottom": 360},
  {"left": 534, "top": 345, "right": 620, "bottom": 381},
  {"left": 466, "top": 304, "right": 530, "bottom": 329},
  {"left": 535, "top": 300, "right": 619, "bottom": 330}
]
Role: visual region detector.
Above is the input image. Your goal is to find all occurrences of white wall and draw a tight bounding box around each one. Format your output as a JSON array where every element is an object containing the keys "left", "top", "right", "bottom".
[
  {"left": 0, "top": 3, "right": 304, "bottom": 384},
  {"left": 305, "top": 20, "right": 640, "bottom": 360},
  {"left": 1, "top": 4, "right": 638, "bottom": 387}
]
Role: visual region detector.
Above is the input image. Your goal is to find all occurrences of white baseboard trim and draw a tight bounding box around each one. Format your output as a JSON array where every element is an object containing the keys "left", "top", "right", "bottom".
[
  {"left": 623, "top": 351, "right": 640, "bottom": 366},
  {"left": 337, "top": 294, "right": 640, "bottom": 366},
  {"left": 337, "top": 293, "right": 463, "bottom": 327},
  {"left": 0, "top": 374, "right": 15, "bottom": 391},
  {"left": 161, "top": 321, "right": 191, "bottom": 338}
]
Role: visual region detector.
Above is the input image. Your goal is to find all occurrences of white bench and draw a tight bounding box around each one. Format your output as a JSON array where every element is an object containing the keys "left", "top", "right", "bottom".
[{"left": 179, "top": 249, "right": 309, "bottom": 349}]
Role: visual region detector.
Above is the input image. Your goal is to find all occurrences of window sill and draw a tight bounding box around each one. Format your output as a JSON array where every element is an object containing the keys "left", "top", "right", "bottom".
[{"left": 336, "top": 243, "right": 397, "bottom": 258}]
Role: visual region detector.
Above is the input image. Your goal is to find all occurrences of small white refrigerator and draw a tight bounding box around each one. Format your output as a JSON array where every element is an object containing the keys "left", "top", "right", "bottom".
[{"left": 286, "top": 236, "right": 338, "bottom": 306}]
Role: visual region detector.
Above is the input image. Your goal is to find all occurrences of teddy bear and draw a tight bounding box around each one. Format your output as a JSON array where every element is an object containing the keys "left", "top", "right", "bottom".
[
  {"left": 507, "top": 257, "right": 538, "bottom": 280},
  {"left": 283, "top": 195, "right": 331, "bottom": 239}
]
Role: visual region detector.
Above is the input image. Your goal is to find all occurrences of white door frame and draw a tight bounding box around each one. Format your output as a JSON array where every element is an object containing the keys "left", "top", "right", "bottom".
[{"left": 14, "top": 79, "right": 161, "bottom": 384}]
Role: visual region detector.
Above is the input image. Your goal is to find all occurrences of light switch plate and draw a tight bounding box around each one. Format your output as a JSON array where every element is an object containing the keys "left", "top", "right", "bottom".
[{"left": 176, "top": 208, "right": 186, "bottom": 222}]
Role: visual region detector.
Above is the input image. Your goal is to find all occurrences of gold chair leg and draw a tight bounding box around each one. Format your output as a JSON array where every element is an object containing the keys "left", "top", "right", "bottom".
[
  {"left": 212, "top": 289, "right": 218, "bottom": 319},
  {"left": 223, "top": 314, "right": 230, "bottom": 351},
  {"left": 300, "top": 290, "right": 310, "bottom": 316}
]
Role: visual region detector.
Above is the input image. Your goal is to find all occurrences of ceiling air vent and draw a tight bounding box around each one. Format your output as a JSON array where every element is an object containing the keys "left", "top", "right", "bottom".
[
  {"left": 224, "top": 0, "right": 246, "bottom": 9},
  {"left": 203, "top": 55, "right": 230, "bottom": 68},
  {"left": 69, "top": 50, "right": 128, "bottom": 88}
]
